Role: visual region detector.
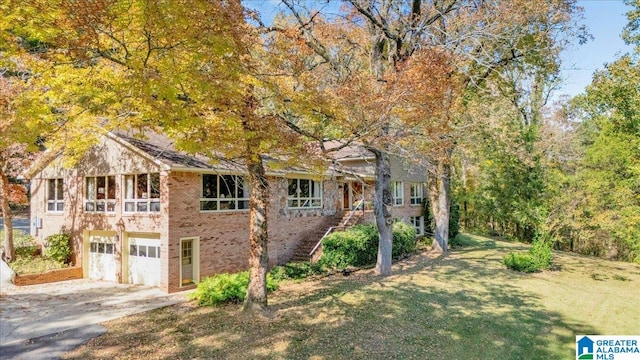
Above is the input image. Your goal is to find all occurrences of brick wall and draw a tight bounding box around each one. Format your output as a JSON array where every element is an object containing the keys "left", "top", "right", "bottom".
[
  {"left": 29, "top": 134, "right": 427, "bottom": 294},
  {"left": 166, "top": 171, "right": 341, "bottom": 293},
  {"left": 30, "top": 136, "right": 169, "bottom": 289},
  {"left": 14, "top": 267, "right": 83, "bottom": 286}
]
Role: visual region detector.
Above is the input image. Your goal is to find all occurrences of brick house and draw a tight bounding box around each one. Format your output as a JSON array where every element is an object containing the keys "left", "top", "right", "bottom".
[{"left": 28, "top": 131, "right": 427, "bottom": 293}]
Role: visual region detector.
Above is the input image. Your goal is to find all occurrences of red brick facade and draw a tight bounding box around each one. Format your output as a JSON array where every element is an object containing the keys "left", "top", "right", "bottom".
[{"left": 29, "top": 134, "right": 426, "bottom": 293}]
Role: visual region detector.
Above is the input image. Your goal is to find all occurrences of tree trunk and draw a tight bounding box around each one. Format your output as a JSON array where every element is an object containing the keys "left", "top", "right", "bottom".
[
  {"left": 242, "top": 93, "right": 270, "bottom": 315},
  {"left": 370, "top": 148, "right": 393, "bottom": 276},
  {"left": 243, "top": 152, "right": 269, "bottom": 314},
  {"left": 429, "top": 158, "right": 451, "bottom": 254},
  {"left": 0, "top": 164, "right": 15, "bottom": 263}
]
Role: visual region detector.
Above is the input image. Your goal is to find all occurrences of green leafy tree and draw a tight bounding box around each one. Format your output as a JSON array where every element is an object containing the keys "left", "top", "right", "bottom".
[
  {"left": 279, "top": 0, "right": 583, "bottom": 259},
  {"left": 566, "top": 55, "right": 640, "bottom": 262},
  {"left": 10, "top": 0, "right": 311, "bottom": 313},
  {"left": 1, "top": 2, "right": 131, "bottom": 262}
]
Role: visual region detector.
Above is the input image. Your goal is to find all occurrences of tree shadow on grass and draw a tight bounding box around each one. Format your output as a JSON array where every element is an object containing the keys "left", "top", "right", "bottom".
[{"left": 65, "top": 240, "right": 597, "bottom": 359}]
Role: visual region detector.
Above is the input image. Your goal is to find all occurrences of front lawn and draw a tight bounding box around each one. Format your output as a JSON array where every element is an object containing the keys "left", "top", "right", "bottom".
[{"left": 63, "top": 234, "right": 640, "bottom": 359}]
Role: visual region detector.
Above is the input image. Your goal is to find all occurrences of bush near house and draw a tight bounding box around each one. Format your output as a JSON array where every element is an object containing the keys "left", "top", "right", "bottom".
[
  {"left": 0, "top": 229, "right": 39, "bottom": 258},
  {"left": 269, "top": 261, "right": 326, "bottom": 281},
  {"left": 190, "top": 271, "right": 279, "bottom": 306},
  {"left": 392, "top": 222, "right": 418, "bottom": 258},
  {"left": 44, "top": 233, "right": 72, "bottom": 264},
  {"left": 319, "top": 222, "right": 417, "bottom": 269},
  {"left": 2, "top": 230, "right": 69, "bottom": 275}
]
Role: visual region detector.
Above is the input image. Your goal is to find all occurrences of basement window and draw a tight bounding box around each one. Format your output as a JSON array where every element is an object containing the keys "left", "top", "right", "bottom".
[{"left": 410, "top": 216, "right": 425, "bottom": 236}]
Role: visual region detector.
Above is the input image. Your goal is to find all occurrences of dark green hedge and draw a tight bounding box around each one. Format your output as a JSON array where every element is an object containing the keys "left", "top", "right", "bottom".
[{"left": 319, "top": 222, "right": 417, "bottom": 269}]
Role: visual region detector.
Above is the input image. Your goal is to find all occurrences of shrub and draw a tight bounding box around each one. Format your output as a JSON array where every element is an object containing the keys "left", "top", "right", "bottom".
[
  {"left": 319, "top": 222, "right": 418, "bottom": 269},
  {"left": 503, "top": 253, "right": 539, "bottom": 273},
  {"left": 269, "top": 261, "right": 326, "bottom": 281},
  {"left": 44, "top": 233, "right": 72, "bottom": 264},
  {"left": 529, "top": 238, "right": 553, "bottom": 269},
  {"left": 190, "top": 271, "right": 279, "bottom": 306},
  {"left": 0, "top": 229, "right": 39, "bottom": 258},
  {"left": 0, "top": 229, "right": 36, "bottom": 256},
  {"left": 504, "top": 237, "right": 553, "bottom": 273},
  {"left": 392, "top": 222, "right": 417, "bottom": 258},
  {"left": 15, "top": 245, "right": 38, "bottom": 258},
  {"left": 10, "top": 256, "right": 67, "bottom": 275},
  {"left": 319, "top": 224, "right": 378, "bottom": 269}
]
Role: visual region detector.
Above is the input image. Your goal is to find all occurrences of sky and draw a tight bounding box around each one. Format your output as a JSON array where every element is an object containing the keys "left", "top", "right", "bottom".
[
  {"left": 245, "top": 0, "right": 636, "bottom": 99},
  {"left": 558, "top": 0, "right": 634, "bottom": 98}
]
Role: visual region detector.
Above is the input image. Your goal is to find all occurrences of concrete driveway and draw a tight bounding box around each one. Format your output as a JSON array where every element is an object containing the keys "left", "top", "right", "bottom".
[{"left": 0, "top": 279, "right": 189, "bottom": 359}]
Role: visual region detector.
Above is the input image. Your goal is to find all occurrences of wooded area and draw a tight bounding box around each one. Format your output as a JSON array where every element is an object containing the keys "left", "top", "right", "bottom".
[{"left": 1, "top": 0, "right": 639, "bottom": 313}]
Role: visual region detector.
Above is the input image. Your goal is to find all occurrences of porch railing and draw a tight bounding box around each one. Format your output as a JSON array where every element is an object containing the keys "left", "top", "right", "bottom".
[
  {"left": 309, "top": 199, "right": 365, "bottom": 258},
  {"left": 343, "top": 199, "right": 364, "bottom": 226}
]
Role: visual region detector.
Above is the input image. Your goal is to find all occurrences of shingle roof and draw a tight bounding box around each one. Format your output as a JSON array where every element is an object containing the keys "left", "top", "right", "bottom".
[
  {"left": 113, "top": 131, "right": 335, "bottom": 176},
  {"left": 116, "top": 132, "right": 210, "bottom": 168},
  {"left": 323, "top": 140, "right": 375, "bottom": 161}
]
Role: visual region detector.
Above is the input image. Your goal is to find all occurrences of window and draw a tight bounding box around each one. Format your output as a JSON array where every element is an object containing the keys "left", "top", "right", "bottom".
[
  {"left": 124, "top": 173, "right": 161, "bottom": 213},
  {"left": 410, "top": 183, "right": 424, "bottom": 206},
  {"left": 182, "top": 240, "right": 192, "bottom": 266},
  {"left": 200, "top": 174, "right": 249, "bottom": 211},
  {"left": 410, "top": 216, "right": 424, "bottom": 235},
  {"left": 288, "top": 178, "right": 322, "bottom": 208},
  {"left": 392, "top": 181, "right": 404, "bottom": 206},
  {"left": 129, "top": 244, "right": 160, "bottom": 258},
  {"left": 85, "top": 176, "right": 116, "bottom": 213},
  {"left": 90, "top": 241, "right": 115, "bottom": 254},
  {"left": 47, "top": 178, "right": 64, "bottom": 212}
]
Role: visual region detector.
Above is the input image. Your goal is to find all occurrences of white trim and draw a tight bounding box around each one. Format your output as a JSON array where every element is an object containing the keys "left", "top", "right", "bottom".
[
  {"left": 123, "top": 173, "right": 161, "bottom": 213},
  {"left": 287, "top": 178, "right": 323, "bottom": 209},
  {"left": 410, "top": 216, "right": 425, "bottom": 236},
  {"left": 409, "top": 182, "right": 424, "bottom": 206},
  {"left": 180, "top": 237, "right": 200, "bottom": 287},
  {"left": 45, "top": 178, "right": 64, "bottom": 213},
  {"left": 199, "top": 174, "right": 250, "bottom": 212},
  {"left": 84, "top": 175, "right": 117, "bottom": 213},
  {"left": 392, "top": 181, "right": 404, "bottom": 206}
]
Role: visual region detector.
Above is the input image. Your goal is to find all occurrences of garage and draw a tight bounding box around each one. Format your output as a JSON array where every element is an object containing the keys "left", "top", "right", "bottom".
[
  {"left": 127, "top": 233, "right": 161, "bottom": 287},
  {"left": 86, "top": 231, "right": 117, "bottom": 282}
]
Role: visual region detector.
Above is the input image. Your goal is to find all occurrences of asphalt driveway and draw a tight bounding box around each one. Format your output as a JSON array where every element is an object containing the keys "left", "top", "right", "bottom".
[{"left": 0, "top": 279, "right": 189, "bottom": 359}]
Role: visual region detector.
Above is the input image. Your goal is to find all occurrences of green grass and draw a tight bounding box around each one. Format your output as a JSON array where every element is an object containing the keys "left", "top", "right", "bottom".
[
  {"left": 64, "top": 234, "right": 640, "bottom": 360},
  {"left": 10, "top": 255, "right": 68, "bottom": 275}
]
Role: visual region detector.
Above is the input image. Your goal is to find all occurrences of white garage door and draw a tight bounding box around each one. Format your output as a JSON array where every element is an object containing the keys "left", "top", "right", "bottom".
[
  {"left": 128, "top": 233, "right": 161, "bottom": 286},
  {"left": 87, "top": 231, "right": 117, "bottom": 281}
]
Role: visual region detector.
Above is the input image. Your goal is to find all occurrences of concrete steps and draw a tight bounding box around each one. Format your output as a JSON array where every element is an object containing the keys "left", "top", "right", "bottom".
[{"left": 291, "top": 210, "right": 364, "bottom": 262}]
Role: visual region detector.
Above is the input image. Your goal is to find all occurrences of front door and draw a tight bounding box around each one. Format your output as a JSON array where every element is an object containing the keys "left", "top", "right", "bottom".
[
  {"left": 181, "top": 239, "right": 193, "bottom": 286},
  {"left": 343, "top": 181, "right": 364, "bottom": 210}
]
